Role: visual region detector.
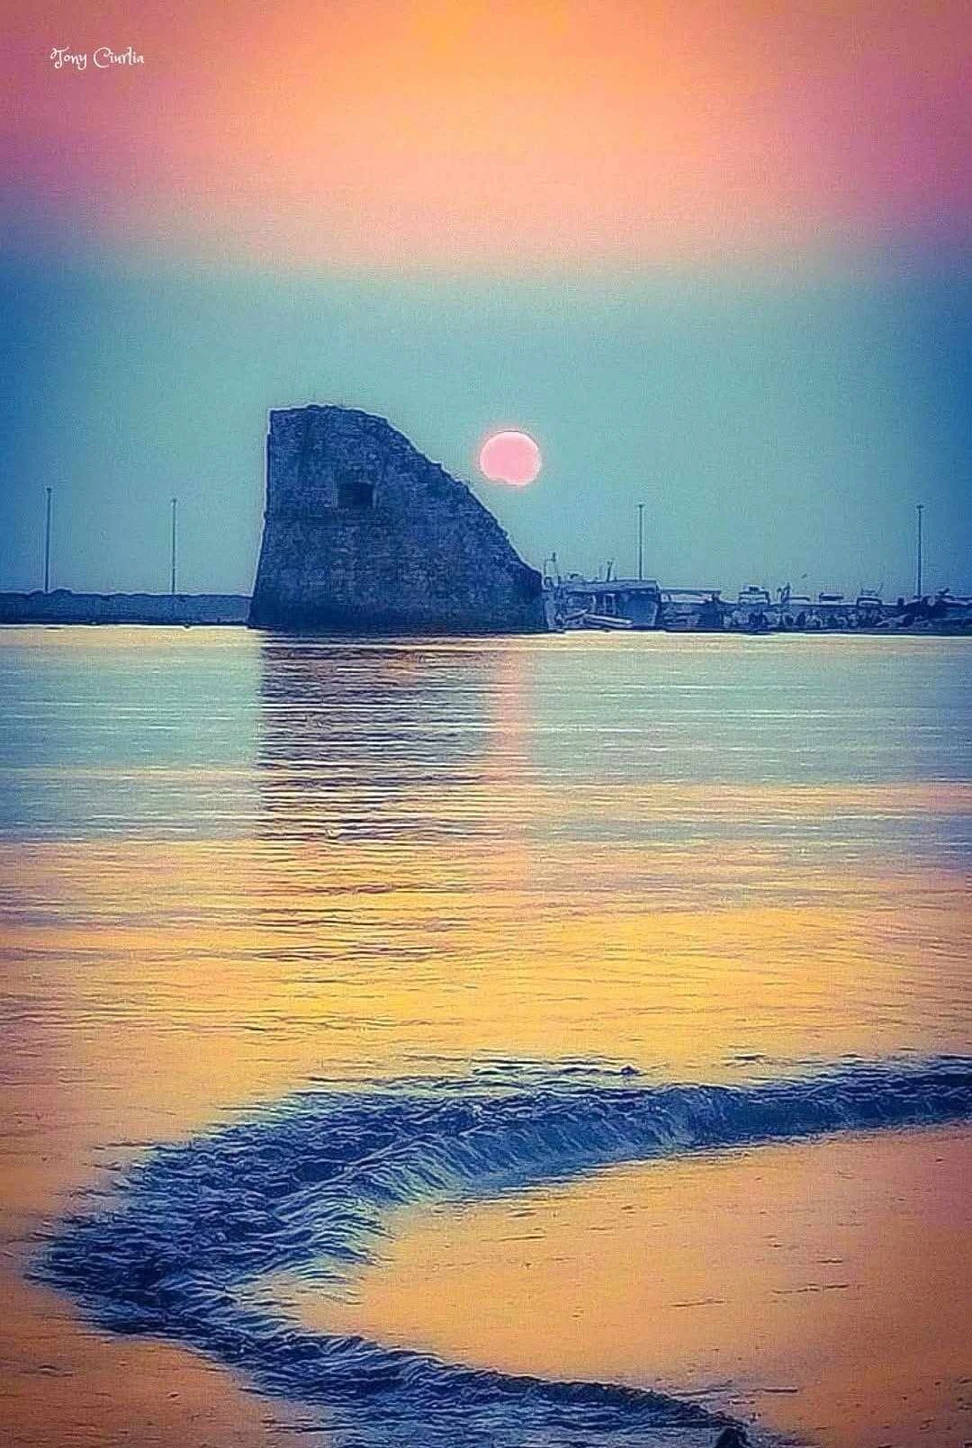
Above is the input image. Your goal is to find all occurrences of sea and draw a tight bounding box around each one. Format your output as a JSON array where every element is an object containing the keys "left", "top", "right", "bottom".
[{"left": 1, "top": 626, "right": 970, "bottom": 1448}]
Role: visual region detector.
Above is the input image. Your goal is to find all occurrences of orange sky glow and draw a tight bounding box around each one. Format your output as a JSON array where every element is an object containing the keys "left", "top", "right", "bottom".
[{"left": 5, "top": 0, "right": 972, "bottom": 269}]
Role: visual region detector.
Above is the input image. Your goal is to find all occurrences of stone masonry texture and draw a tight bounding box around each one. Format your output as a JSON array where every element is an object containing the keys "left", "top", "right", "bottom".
[{"left": 248, "top": 406, "right": 545, "bottom": 633}]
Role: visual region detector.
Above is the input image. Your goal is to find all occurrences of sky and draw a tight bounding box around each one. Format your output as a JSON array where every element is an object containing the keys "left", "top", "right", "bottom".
[{"left": 2, "top": 0, "right": 971, "bottom": 596}]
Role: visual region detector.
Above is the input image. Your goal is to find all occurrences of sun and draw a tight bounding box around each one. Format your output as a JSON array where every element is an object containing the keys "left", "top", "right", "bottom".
[{"left": 478, "top": 430, "right": 542, "bottom": 487}]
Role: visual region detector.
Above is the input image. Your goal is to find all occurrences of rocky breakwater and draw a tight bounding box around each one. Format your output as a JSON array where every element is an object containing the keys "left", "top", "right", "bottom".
[
  {"left": 0, "top": 592, "right": 249, "bottom": 625},
  {"left": 249, "top": 406, "right": 544, "bottom": 633}
]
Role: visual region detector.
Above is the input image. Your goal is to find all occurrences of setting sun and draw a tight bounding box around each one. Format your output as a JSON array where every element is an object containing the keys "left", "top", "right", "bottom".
[{"left": 478, "top": 431, "right": 542, "bottom": 487}]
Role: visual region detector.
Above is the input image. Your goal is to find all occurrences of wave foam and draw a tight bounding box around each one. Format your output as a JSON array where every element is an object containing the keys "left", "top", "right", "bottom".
[{"left": 36, "top": 1057, "right": 972, "bottom": 1446}]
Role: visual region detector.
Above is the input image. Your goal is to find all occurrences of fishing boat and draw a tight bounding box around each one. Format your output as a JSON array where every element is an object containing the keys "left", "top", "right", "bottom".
[{"left": 544, "top": 575, "right": 661, "bottom": 631}]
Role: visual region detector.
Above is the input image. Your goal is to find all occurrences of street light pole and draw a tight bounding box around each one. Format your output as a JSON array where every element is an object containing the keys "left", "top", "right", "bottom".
[
  {"left": 44, "top": 487, "right": 52, "bottom": 593},
  {"left": 170, "top": 497, "right": 178, "bottom": 596},
  {"left": 915, "top": 502, "right": 924, "bottom": 599},
  {"left": 637, "top": 502, "right": 644, "bottom": 582}
]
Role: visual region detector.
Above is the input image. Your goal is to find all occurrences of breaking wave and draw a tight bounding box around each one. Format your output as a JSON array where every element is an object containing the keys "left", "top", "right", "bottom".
[{"left": 36, "top": 1057, "right": 972, "bottom": 1447}]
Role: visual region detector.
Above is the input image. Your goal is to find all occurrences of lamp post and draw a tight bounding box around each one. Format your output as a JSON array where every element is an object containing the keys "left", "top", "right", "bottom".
[
  {"left": 43, "top": 487, "right": 53, "bottom": 593},
  {"left": 915, "top": 502, "right": 923, "bottom": 599},
  {"left": 637, "top": 502, "right": 644, "bottom": 582},
  {"left": 170, "top": 497, "right": 178, "bottom": 596}
]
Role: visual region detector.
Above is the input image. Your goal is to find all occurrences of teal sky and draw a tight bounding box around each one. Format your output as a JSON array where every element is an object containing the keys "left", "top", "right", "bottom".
[{"left": 2, "top": 241, "right": 970, "bottom": 600}]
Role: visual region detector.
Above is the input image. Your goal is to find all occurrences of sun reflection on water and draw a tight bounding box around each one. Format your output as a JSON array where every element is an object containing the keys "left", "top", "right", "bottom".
[{"left": 0, "top": 628, "right": 969, "bottom": 1447}]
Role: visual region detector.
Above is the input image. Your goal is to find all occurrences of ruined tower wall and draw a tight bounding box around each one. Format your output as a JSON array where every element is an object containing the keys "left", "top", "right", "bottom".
[{"left": 248, "top": 406, "right": 545, "bottom": 634}]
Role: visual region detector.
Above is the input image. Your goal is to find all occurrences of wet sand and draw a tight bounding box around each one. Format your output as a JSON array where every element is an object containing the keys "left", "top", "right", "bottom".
[
  {"left": 5, "top": 829, "right": 968, "bottom": 1447},
  {"left": 0, "top": 1263, "right": 320, "bottom": 1448},
  {"left": 279, "top": 1125, "right": 972, "bottom": 1448}
]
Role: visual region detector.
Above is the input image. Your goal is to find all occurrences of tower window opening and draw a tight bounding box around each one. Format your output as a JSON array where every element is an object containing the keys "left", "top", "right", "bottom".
[{"left": 336, "top": 473, "right": 374, "bottom": 510}]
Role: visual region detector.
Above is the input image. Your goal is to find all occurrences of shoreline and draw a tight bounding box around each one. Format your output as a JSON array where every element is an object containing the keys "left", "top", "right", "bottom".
[
  {"left": 1, "top": 591, "right": 969, "bottom": 635},
  {"left": 285, "top": 1123, "right": 972, "bottom": 1448}
]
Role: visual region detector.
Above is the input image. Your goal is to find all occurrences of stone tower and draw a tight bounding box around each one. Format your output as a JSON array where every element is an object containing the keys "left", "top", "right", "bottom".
[{"left": 248, "top": 406, "right": 545, "bottom": 633}]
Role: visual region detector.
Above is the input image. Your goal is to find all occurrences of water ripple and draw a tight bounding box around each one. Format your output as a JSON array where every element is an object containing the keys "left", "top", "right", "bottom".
[{"left": 36, "top": 1056, "right": 972, "bottom": 1448}]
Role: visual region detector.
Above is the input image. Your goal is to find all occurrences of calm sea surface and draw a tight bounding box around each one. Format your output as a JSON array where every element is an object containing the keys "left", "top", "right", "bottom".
[{"left": 1, "top": 627, "right": 970, "bottom": 1448}]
